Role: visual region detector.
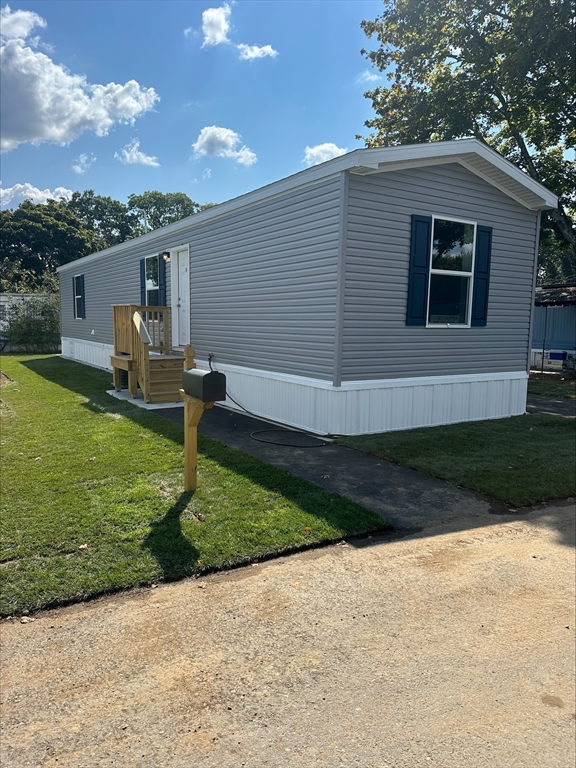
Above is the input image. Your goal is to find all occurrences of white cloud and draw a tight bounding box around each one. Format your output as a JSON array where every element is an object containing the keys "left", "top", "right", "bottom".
[
  {"left": 0, "top": 5, "right": 46, "bottom": 40},
  {"left": 303, "top": 143, "right": 348, "bottom": 166},
  {"left": 198, "top": 5, "right": 277, "bottom": 60},
  {"left": 237, "top": 43, "right": 278, "bottom": 60},
  {"left": 357, "top": 70, "right": 381, "bottom": 84},
  {"left": 72, "top": 152, "right": 96, "bottom": 174},
  {"left": 0, "top": 182, "right": 73, "bottom": 208},
  {"left": 202, "top": 168, "right": 212, "bottom": 180},
  {"left": 201, "top": 4, "right": 231, "bottom": 47},
  {"left": 114, "top": 138, "right": 160, "bottom": 167},
  {"left": 192, "top": 126, "right": 257, "bottom": 166},
  {"left": 0, "top": 7, "right": 159, "bottom": 152}
]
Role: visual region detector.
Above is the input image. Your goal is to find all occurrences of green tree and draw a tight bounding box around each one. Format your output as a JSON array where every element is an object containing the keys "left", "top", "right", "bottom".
[
  {"left": 0, "top": 200, "right": 100, "bottom": 288},
  {"left": 63, "top": 190, "right": 139, "bottom": 249},
  {"left": 0, "top": 257, "right": 59, "bottom": 294},
  {"left": 359, "top": 0, "right": 575, "bottom": 281},
  {"left": 127, "top": 191, "right": 211, "bottom": 232}
]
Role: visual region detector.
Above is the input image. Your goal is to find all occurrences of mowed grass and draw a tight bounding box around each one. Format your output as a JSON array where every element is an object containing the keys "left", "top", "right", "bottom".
[
  {"left": 338, "top": 415, "right": 575, "bottom": 507},
  {"left": 0, "top": 355, "right": 389, "bottom": 615}
]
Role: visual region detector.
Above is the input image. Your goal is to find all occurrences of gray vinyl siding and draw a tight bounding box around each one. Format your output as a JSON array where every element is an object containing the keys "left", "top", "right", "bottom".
[
  {"left": 341, "top": 164, "right": 539, "bottom": 380},
  {"left": 60, "top": 240, "right": 173, "bottom": 346},
  {"left": 59, "top": 160, "right": 540, "bottom": 385},
  {"left": 188, "top": 177, "right": 340, "bottom": 379},
  {"left": 60, "top": 176, "right": 341, "bottom": 380}
]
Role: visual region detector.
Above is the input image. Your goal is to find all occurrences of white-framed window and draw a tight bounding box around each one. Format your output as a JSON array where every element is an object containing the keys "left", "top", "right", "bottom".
[
  {"left": 427, "top": 216, "right": 476, "bottom": 327},
  {"left": 73, "top": 274, "right": 85, "bottom": 319}
]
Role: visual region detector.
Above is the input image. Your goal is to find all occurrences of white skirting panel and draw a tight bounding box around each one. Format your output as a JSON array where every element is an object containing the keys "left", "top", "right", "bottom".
[
  {"left": 61, "top": 337, "right": 114, "bottom": 371},
  {"left": 207, "top": 362, "right": 528, "bottom": 436},
  {"left": 60, "top": 339, "right": 528, "bottom": 435}
]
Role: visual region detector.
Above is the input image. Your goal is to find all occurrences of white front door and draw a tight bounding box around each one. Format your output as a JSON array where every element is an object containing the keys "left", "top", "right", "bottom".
[{"left": 171, "top": 247, "right": 190, "bottom": 347}]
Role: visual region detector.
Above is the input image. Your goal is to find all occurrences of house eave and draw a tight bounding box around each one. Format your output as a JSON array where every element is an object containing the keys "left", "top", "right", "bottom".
[{"left": 57, "top": 138, "right": 557, "bottom": 274}]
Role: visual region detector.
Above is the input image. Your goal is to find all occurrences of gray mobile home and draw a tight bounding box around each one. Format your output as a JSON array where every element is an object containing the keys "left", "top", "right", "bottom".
[{"left": 58, "top": 139, "right": 557, "bottom": 435}]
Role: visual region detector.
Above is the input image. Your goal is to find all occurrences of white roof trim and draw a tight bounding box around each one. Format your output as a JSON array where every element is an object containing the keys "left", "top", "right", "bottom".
[{"left": 58, "top": 138, "right": 557, "bottom": 273}]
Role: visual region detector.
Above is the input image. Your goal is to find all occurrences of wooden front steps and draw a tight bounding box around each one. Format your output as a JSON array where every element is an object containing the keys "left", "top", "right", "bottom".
[
  {"left": 111, "top": 305, "right": 196, "bottom": 404},
  {"left": 111, "top": 351, "right": 193, "bottom": 404},
  {"left": 147, "top": 355, "right": 186, "bottom": 403}
]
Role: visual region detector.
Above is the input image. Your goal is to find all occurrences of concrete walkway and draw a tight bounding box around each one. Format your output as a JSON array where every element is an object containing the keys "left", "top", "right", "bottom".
[{"left": 161, "top": 405, "right": 538, "bottom": 533}]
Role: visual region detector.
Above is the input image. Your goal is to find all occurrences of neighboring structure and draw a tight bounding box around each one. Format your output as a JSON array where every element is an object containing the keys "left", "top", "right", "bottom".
[
  {"left": 57, "top": 139, "right": 557, "bottom": 435},
  {"left": 531, "top": 284, "right": 576, "bottom": 369}
]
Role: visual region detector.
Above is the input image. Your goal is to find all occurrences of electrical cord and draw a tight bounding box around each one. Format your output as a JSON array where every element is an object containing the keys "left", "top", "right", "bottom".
[{"left": 207, "top": 354, "right": 331, "bottom": 447}]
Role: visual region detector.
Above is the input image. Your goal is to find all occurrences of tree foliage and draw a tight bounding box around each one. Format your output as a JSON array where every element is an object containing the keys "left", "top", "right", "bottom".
[
  {"left": 1, "top": 189, "right": 212, "bottom": 292},
  {"left": 127, "top": 191, "right": 211, "bottom": 232},
  {"left": 0, "top": 201, "right": 101, "bottom": 292},
  {"left": 360, "top": 0, "right": 575, "bottom": 281},
  {"left": 62, "top": 190, "right": 139, "bottom": 249},
  {"left": 0, "top": 257, "right": 59, "bottom": 294}
]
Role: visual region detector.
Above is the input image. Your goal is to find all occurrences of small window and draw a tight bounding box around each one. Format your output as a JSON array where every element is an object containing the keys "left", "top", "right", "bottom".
[
  {"left": 428, "top": 218, "right": 475, "bottom": 326},
  {"left": 145, "top": 255, "right": 159, "bottom": 306},
  {"left": 140, "top": 253, "right": 167, "bottom": 307},
  {"left": 74, "top": 275, "right": 85, "bottom": 319}
]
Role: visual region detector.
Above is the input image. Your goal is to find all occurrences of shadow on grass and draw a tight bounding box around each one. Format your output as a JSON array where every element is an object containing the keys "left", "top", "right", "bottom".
[
  {"left": 142, "top": 491, "right": 199, "bottom": 579},
  {"left": 20, "top": 356, "right": 576, "bottom": 552},
  {"left": 19, "top": 355, "right": 389, "bottom": 537}
]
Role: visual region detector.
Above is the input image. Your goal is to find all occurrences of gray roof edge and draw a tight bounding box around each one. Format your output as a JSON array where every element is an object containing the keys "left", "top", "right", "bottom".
[{"left": 58, "top": 138, "right": 557, "bottom": 273}]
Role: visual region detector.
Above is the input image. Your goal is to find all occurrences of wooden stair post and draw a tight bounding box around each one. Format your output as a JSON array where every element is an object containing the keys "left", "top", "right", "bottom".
[{"left": 184, "top": 344, "right": 196, "bottom": 371}]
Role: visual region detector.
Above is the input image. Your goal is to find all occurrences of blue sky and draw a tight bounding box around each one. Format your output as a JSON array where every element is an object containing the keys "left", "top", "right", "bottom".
[{"left": 1, "top": 0, "right": 386, "bottom": 209}]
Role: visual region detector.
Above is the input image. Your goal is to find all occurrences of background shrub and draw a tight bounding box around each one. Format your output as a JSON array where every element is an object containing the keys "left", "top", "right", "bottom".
[{"left": 4, "top": 295, "right": 61, "bottom": 353}]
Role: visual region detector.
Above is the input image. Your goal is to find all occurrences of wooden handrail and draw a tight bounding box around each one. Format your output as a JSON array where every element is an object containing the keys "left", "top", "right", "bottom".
[
  {"left": 112, "top": 304, "right": 170, "bottom": 356},
  {"left": 133, "top": 312, "right": 152, "bottom": 345},
  {"left": 132, "top": 311, "right": 151, "bottom": 402}
]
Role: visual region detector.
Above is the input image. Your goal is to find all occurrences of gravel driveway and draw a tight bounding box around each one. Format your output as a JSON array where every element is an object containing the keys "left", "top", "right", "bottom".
[{"left": 1, "top": 502, "right": 574, "bottom": 767}]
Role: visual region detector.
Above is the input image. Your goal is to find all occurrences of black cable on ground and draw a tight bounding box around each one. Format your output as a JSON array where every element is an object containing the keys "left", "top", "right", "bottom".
[
  {"left": 250, "top": 429, "right": 328, "bottom": 448},
  {"left": 224, "top": 385, "right": 331, "bottom": 448},
  {"left": 207, "top": 353, "right": 333, "bottom": 447}
]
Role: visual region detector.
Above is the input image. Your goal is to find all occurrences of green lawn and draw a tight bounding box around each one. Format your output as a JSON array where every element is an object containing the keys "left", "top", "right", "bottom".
[
  {"left": 0, "top": 355, "right": 389, "bottom": 616},
  {"left": 528, "top": 374, "right": 576, "bottom": 399},
  {"left": 338, "top": 416, "right": 575, "bottom": 507}
]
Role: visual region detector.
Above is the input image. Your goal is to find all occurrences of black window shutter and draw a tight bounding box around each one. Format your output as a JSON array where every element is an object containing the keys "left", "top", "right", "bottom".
[
  {"left": 78, "top": 274, "right": 85, "bottom": 318},
  {"left": 140, "top": 259, "right": 146, "bottom": 305},
  {"left": 158, "top": 254, "right": 166, "bottom": 307},
  {"left": 471, "top": 225, "right": 492, "bottom": 327},
  {"left": 406, "top": 215, "right": 432, "bottom": 326}
]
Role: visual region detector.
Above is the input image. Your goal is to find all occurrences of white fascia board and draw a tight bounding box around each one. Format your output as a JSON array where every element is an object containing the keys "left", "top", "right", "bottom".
[
  {"left": 57, "top": 139, "right": 556, "bottom": 274},
  {"left": 352, "top": 139, "right": 557, "bottom": 210}
]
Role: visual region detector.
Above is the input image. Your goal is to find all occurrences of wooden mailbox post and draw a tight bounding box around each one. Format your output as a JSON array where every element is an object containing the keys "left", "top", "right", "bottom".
[
  {"left": 180, "top": 344, "right": 226, "bottom": 491},
  {"left": 181, "top": 392, "right": 214, "bottom": 491}
]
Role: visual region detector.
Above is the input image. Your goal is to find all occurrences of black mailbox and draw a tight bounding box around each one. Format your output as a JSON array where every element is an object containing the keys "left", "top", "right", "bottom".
[{"left": 182, "top": 369, "right": 226, "bottom": 402}]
